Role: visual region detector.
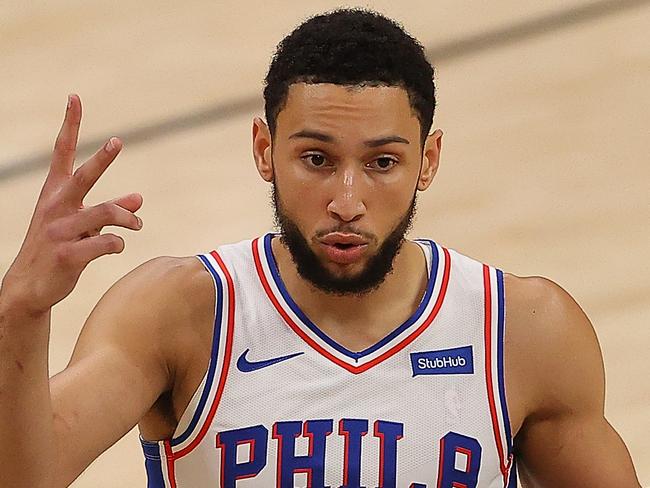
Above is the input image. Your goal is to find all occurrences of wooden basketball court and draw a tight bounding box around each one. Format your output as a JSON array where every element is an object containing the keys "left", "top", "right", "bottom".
[{"left": 1, "top": 1, "right": 648, "bottom": 485}]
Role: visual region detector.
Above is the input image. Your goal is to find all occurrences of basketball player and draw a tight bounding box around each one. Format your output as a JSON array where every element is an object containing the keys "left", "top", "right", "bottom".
[{"left": 0, "top": 8, "right": 641, "bottom": 488}]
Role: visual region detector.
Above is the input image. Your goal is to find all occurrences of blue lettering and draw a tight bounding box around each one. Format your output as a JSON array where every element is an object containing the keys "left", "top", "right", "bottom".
[
  {"left": 436, "top": 432, "right": 482, "bottom": 488},
  {"left": 216, "top": 425, "right": 268, "bottom": 487},
  {"left": 273, "top": 419, "right": 333, "bottom": 488},
  {"left": 373, "top": 420, "right": 403, "bottom": 488},
  {"left": 339, "top": 418, "right": 368, "bottom": 488}
]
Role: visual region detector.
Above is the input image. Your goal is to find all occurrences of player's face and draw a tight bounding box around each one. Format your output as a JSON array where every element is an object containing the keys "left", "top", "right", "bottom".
[{"left": 254, "top": 83, "right": 441, "bottom": 294}]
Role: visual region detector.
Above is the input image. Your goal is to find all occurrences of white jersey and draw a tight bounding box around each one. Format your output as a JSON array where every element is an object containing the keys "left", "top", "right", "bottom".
[{"left": 141, "top": 234, "right": 517, "bottom": 487}]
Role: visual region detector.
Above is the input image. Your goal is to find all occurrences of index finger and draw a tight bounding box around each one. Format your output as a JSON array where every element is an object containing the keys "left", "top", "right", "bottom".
[{"left": 50, "top": 94, "right": 82, "bottom": 178}]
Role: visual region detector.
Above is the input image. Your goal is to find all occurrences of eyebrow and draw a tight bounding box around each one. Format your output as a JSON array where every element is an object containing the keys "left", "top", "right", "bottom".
[
  {"left": 366, "top": 135, "right": 411, "bottom": 147},
  {"left": 288, "top": 130, "right": 410, "bottom": 147}
]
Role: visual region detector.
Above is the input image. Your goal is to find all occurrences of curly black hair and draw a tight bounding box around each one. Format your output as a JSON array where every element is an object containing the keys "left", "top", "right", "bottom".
[{"left": 263, "top": 8, "right": 436, "bottom": 146}]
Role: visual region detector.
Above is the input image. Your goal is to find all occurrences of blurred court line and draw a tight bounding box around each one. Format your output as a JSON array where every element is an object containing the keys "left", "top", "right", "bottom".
[{"left": 1, "top": 0, "right": 647, "bottom": 182}]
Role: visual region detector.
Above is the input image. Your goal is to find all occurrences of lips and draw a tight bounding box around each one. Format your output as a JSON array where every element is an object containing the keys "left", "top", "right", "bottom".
[{"left": 318, "top": 233, "right": 369, "bottom": 265}]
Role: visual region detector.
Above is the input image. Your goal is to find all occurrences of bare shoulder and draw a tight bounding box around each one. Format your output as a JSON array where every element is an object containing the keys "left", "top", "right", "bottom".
[
  {"left": 71, "top": 255, "right": 215, "bottom": 368},
  {"left": 99, "top": 255, "right": 213, "bottom": 322},
  {"left": 107, "top": 255, "right": 213, "bottom": 310},
  {"left": 503, "top": 273, "right": 605, "bottom": 420},
  {"left": 503, "top": 273, "right": 594, "bottom": 335}
]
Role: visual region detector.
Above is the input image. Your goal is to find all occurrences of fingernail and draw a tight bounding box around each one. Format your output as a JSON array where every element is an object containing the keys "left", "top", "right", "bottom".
[
  {"left": 136, "top": 216, "right": 143, "bottom": 228},
  {"left": 105, "top": 137, "right": 117, "bottom": 152},
  {"left": 67, "top": 95, "right": 72, "bottom": 109}
]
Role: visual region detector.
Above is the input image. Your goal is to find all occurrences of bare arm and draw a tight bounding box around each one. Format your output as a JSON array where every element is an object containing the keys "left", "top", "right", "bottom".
[
  {"left": 0, "top": 95, "right": 155, "bottom": 487},
  {"left": 506, "top": 276, "right": 640, "bottom": 487},
  {"left": 49, "top": 255, "right": 207, "bottom": 486}
]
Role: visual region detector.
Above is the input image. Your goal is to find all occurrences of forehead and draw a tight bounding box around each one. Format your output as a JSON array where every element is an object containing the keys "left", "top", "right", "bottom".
[{"left": 275, "top": 83, "right": 420, "bottom": 138}]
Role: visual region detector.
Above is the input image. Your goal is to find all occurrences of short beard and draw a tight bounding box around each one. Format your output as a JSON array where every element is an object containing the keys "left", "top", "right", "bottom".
[{"left": 271, "top": 183, "right": 416, "bottom": 296}]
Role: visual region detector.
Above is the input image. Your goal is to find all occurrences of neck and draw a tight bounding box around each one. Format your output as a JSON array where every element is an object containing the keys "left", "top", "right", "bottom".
[{"left": 271, "top": 236, "right": 428, "bottom": 351}]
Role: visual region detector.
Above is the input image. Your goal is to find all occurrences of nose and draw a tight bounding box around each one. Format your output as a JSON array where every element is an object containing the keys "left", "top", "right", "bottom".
[{"left": 326, "top": 167, "right": 367, "bottom": 223}]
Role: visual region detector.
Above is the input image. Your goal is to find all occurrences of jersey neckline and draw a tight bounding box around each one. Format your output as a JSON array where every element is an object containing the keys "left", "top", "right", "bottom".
[{"left": 252, "top": 233, "right": 451, "bottom": 374}]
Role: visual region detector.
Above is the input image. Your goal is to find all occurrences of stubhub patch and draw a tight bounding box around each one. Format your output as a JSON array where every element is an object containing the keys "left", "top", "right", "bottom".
[{"left": 410, "top": 345, "right": 474, "bottom": 376}]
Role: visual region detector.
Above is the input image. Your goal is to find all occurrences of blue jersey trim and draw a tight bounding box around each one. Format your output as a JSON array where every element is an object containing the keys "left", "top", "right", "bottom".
[
  {"left": 496, "top": 269, "right": 514, "bottom": 457},
  {"left": 507, "top": 459, "right": 518, "bottom": 487},
  {"left": 168, "top": 254, "right": 225, "bottom": 447},
  {"left": 140, "top": 438, "right": 161, "bottom": 459},
  {"left": 263, "top": 233, "right": 439, "bottom": 360},
  {"left": 140, "top": 439, "right": 165, "bottom": 487}
]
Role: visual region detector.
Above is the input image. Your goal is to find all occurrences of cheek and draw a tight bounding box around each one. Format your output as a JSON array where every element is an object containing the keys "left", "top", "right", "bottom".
[
  {"left": 368, "top": 168, "right": 416, "bottom": 210},
  {"left": 277, "top": 164, "right": 322, "bottom": 201},
  {"left": 274, "top": 161, "right": 328, "bottom": 222}
]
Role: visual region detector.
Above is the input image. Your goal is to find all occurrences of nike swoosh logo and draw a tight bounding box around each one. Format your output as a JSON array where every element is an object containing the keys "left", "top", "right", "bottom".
[{"left": 236, "top": 349, "right": 304, "bottom": 373}]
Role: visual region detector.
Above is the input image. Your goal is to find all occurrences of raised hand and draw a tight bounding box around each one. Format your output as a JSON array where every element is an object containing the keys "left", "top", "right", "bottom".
[{"left": 2, "top": 94, "right": 143, "bottom": 316}]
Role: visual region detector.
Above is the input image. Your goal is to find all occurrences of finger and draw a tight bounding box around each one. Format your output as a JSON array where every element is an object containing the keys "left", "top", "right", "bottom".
[
  {"left": 69, "top": 137, "right": 123, "bottom": 199},
  {"left": 50, "top": 94, "right": 82, "bottom": 178},
  {"left": 112, "top": 192, "right": 143, "bottom": 214},
  {"left": 79, "top": 201, "right": 143, "bottom": 235},
  {"left": 53, "top": 202, "right": 142, "bottom": 241},
  {"left": 72, "top": 233, "right": 126, "bottom": 265}
]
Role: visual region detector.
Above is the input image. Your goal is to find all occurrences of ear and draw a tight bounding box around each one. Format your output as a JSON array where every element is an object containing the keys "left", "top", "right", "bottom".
[
  {"left": 417, "top": 128, "right": 443, "bottom": 191},
  {"left": 252, "top": 117, "right": 273, "bottom": 182}
]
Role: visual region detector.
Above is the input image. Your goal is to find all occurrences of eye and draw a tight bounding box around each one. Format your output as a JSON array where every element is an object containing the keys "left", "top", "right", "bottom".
[
  {"left": 301, "top": 153, "right": 328, "bottom": 167},
  {"left": 367, "top": 156, "right": 398, "bottom": 171}
]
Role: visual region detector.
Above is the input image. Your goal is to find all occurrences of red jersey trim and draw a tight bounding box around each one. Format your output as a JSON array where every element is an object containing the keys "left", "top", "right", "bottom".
[
  {"left": 172, "top": 250, "right": 236, "bottom": 460},
  {"left": 252, "top": 237, "right": 451, "bottom": 374},
  {"left": 483, "top": 264, "right": 512, "bottom": 484}
]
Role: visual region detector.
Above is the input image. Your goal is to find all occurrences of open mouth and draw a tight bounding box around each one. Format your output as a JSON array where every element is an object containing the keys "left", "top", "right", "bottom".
[
  {"left": 318, "top": 233, "right": 369, "bottom": 264},
  {"left": 332, "top": 242, "right": 357, "bottom": 250}
]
